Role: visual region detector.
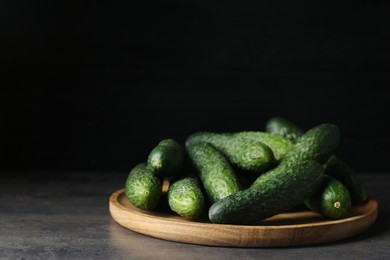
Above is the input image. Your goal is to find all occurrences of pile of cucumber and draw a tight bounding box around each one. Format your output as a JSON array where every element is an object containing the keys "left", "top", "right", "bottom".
[{"left": 125, "top": 117, "right": 367, "bottom": 225}]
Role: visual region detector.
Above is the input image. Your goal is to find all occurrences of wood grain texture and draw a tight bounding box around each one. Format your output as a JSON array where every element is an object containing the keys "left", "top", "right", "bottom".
[{"left": 109, "top": 189, "right": 378, "bottom": 247}]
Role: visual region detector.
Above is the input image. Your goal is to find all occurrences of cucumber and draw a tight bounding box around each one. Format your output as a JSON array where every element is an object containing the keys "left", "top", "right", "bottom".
[
  {"left": 324, "top": 155, "right": 367, "bottom": 204},
  {"left": 147, "top": 139, "right": 184, "bottom": 177},
  {"left": 168, "top": 176, "right": 205, "bottom": 219},
  {"left": 282, "top": 124, "right": 340, "bottom": 164},
  {"left": 125, "top": 163, "right": 162, "bottom": 210},
  {"left": 305, "top": 175, "right": 352, "bottom": 219},
  {"left": 265, "top": 117, "right": 367, "bottom": 204},
  {"left": 265, "top": 117, "right": 304, "bottom": 143},
  {"left": 187, "top": 131, "right": 289, "bottom": 163},
  {"left": 230, "top": 132, "right": 293, "bottom": 161},
  {"left": 209, "top": 160, "right": 324, "bottom": 224},
  {"left": 186, "top": 132, "right": 274, "bottom": 172},
  {"left": 187, "top": 143, "right": 242, "bottom": 203}
]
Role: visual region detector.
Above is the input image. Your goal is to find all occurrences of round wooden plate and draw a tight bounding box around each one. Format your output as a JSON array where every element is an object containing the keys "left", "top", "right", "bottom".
[{"left": 109, "top": 188, "right": 378, "bottom": 247}]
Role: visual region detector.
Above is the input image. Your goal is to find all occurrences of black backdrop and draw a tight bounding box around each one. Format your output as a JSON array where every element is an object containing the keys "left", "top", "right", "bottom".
[{"left": 1, "top": 1, "right": 389, "bottom": 173}]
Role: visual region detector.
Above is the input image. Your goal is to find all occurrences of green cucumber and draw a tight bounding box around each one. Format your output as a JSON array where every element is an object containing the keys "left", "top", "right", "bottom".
[
  {"left": 265, "top": 117, "right": 304, "bottom": 143},
  {"left": 305, "top": 175, "right": 352, "bottom": 219},
  {"left": 230, "top": 132, "right": 294, "bottom": 161},
  {"left": 125, "top": 163, "right": 162, "bottom": 210},
  {"left": 168, "top": 176, "right": 205, "bottom": 219},
  {"left": 265, "top": 117, "right": 367, "bottom": 204},
  {"left": 324, "top": 155, "right": 367, "bottom": 204},
  {"left": 209, "top": 160, "right": 324, "bottom": 224},
  {"left": 282, "top": 124, "right": 340, "bottom": 164},
  {"left": 147, "top": 139, "right": 184, "bottom": 177},
  {"left": 187, "top": 131, "right": 287, "bottom": 164},
  {"left": 186, "top": 132, "right": 274, "bottom": 172},
  {"left": 187, "top": 143, "right": 242, "bottom": 203}
]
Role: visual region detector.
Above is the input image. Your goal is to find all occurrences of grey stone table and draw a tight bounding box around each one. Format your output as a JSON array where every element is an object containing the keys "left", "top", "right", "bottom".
[{"left": 0, "top": 172, "right": 389, "bottom": 259}]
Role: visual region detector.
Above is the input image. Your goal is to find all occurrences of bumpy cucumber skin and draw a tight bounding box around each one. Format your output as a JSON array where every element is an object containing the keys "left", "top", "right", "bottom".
[
  {"left": 147, "top": 139, "right": 184, "bottom": 177},
  {"left": 324, "top": 155, "right": 367, "bottom": 204},
  {"left": 187, "top": 143, "right": 242, "bottom": 203},
  {"left": 186, "top": 132, "right": 274, "bottom": 172},
  {"left": 231, "top": 132, "right": 293, "bottom": 161},
  {"left": 209, "top": 160, "right": 324, "bottom": 224},
  {"left": 185, "top": 131, "right": 216, "bottom": 148},
  {"left": 225, "top": 140, "right": 274, "bottom": 172},
  {"left": 305, "top": 175, "right": 352, "bottom": 219},
  {"left": 125, "top": 163, "right": 162, "bottom": 210},
  {"left": 265, "top": 117, "right": 304, "bottom": 143},
  {"left": 168, "top": 176, "right": 205, "bottom": 219},
  {"left": 266, "top": 117, "right": 366, "bottom": 204},
  {"left": 187, "top": 131, "right": 290, "bottom": 162},
  {"left": 282, "top": 124, "right": 340, "bottom": 164}
]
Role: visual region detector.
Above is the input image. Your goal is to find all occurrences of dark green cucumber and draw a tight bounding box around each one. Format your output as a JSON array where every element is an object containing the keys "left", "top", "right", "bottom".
[
  {"left": 147, "top": 139, "right": 184, "bottom": 177},
  {"left": 209, "top": 160, "right": 324, "bottom": 224},
  {"left": 265, "top": 117, "right": 304, "bottom": 143},
  {"left": 125, "top": 163, "right": 162, "bottom": 210},
  {"left": 168, "top": 176, "right": 205, "bottom": 219},
  {"left": 266, "top": 117, "right": 366, "bottom": 204},
  {"left": 187, "top": 143, "right": 242, "bottom": 203},
  {"left": 324, "top": 155, "right": 367, "bottom": 204},
  {"left": 186, "top": 132, "right": 274, "bottom": 172},
  {"left": 305, "top": 175, "right": 352, "bottom": 219},
  {"left": 282, "top": 124, "right": 340, "bottom": 164}
]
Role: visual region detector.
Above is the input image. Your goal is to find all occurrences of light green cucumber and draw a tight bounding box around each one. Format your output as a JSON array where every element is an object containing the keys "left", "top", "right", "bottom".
[
  {"left": 186, "top": 132, "right": 280, "bottom": 171},
  {"left": 168, "top": 176, "right": 205, "bottom": 219},
  {"left": 187, "top": 143, "right": 242, "bottom": 203},
  {"left": 125, "top": 163, "right": 162, "bottom": 210},
  {"left": 147, "top": 139, "right": 184, "bottom": 177}
]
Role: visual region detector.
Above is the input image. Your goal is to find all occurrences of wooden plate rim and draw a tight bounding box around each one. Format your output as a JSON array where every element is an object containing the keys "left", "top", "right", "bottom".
[{"left": 109, "top": 188, "right": 378, "bottom": 230}]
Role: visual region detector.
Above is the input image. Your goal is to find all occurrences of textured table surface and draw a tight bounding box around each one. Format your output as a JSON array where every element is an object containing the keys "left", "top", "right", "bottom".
[{"left": 0, "top": 172, "right": 388, "bottom": 259}]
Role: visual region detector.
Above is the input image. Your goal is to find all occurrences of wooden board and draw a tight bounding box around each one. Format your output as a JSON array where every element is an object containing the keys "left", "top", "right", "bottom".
[{"left": 109, "top": 188, "right": 378, "bottom": 247}]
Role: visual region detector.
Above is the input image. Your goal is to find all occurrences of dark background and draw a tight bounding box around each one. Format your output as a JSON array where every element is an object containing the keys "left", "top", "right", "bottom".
[{"left": 1, "top": 1, "right": 389, "bottom": 173}]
